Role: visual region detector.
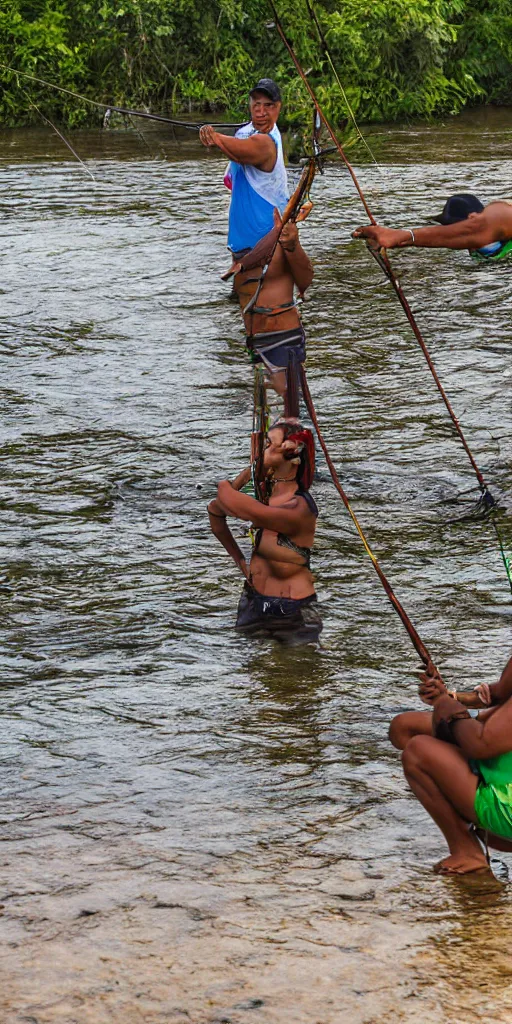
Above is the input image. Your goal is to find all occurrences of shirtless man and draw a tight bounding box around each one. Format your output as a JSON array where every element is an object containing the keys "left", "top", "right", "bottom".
[
  {"left": 389, "top": 654, "right": 512, "bottom": 875},
  {"left": 353, "top": 193, "right": 512, "bottom": 263},
  {"left": 207, "top": 417, "right": 322, "bottom": 642},
  {"left": 234, "top": 212, "right": 314, "bottom": 402}
]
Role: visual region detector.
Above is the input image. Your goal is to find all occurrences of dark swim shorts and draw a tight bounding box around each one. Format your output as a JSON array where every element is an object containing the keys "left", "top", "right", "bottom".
[
  {"left": 235, "top": 582, "right": 322, "bottom": 644},
  {"left": 247, "top": 326, "right": 306, "bottom": 374}
]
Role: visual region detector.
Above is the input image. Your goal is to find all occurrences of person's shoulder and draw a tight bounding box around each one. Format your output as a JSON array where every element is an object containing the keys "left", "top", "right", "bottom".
[
  {"left": 268, "top": 125, "right": 282, "bottom": 151},
  {"left": 271, "top": 494, "right": 301, "bottom": 509},
  {"left": 482, "top": 202, "right": 512, "bottom": 239},
  {"left": 271, "top": 494, "right": 307, "bottom": 515},
  {"left": 296, "top": 490, "right": 319, "bottom": 517},
  {"left": 485, "top": 200, "right": 512, "bottom": 217}
]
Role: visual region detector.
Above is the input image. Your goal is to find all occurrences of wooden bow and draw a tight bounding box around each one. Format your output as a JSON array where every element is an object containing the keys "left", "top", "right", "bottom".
[{"left": 221, "top": 155, "right": 317, "bottom": 281}]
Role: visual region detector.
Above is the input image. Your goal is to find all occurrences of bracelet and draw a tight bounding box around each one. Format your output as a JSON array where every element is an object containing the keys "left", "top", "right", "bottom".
[
  {"left": 208, "top": 508, "right": 226, "bottom": 519},
  {"left": 406, "top": 228, "right": 415, "bottom": 245}
]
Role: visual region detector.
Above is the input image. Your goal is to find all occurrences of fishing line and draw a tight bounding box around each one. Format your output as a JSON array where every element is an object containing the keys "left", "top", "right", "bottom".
[
  {"left": 300, "top": 367, "right": 433, "bottom": 665},
  {"left": 269, "top": 1, "right": 512, "bottom": 595},
  {"left": 268, "top": 3, "right": 375, "bottom": 221},
  {"left": 303, "top": 0, "right": 381, "bottom": 170},
  {"left": 125, "top": 113, "right": 166, "bottom": 160},
  {"left": 0, "top": 63, "right": 245, "bottom": 131},
  {"left": 19, "top": 84, "right": 95, "bottom": 181}
]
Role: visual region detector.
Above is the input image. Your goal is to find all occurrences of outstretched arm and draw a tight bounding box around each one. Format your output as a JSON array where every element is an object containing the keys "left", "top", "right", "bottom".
[
  {"left": 352, "top": 212, "right": 504, "bottom": 252},
  {"left": 199, "top": 125, "right": 276, "bottom": 170}
]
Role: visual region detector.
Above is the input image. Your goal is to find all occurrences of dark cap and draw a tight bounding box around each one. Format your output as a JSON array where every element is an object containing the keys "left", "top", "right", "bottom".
[
  {"left": 249, "top": 78, "right": 281, "bottom": 102},
  {"left": 431, "top": 193, "right": 484, "bottom": 225}
]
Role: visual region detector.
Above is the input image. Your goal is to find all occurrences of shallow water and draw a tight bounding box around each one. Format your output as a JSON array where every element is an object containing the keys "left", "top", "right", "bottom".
[{"left": 1, "top": 109, "right": 512, "bottom": 1024}]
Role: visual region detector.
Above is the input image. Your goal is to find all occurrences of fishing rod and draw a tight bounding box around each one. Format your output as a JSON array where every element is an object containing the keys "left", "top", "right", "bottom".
[
  {"left": 247, "top": 113, "right": 320, "bottom": 484},
  {"left": 221, "top": 152, "right": 318, "bottom": 283},
  {"left": 0, "top": 63, "right": 245, "bottom": 132},
  {"left": 300, "top": 368, "right": 433, "bottom": 666},
  {"left": 251, "top": 367, "right": 271, "bottom": 504},
  {"left": 269, "top": 1, "right": 512, "bottom": 594},
  {"left": 268, "top": 1, "right": 374, "bottom": 221},
  {"left": 303, "top": 0, "right": 380, "bottom": 169},
  {"left": 297, "top": 2, "right": 496, "bottom": 496}
]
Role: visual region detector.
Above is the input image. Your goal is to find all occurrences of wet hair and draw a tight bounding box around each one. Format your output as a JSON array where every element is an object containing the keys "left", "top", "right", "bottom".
[{"left": 269, "top": 418, "right": 315, "bottom": 491}]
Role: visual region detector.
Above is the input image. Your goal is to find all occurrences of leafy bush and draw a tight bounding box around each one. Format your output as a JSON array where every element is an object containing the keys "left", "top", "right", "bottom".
[{"left": 0, "top": 0, "right": 510, "bottom": 126}]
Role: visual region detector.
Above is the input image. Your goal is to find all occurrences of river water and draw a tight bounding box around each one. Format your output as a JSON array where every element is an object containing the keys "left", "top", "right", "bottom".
[{"left": 1, "top": 108, "right": 512, "bottom": 1024}]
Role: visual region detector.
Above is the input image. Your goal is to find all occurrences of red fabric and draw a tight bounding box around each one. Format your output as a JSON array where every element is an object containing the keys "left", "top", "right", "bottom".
[
  {"left": 269, "top": 418, "right": 316, "bottom": 491},
  {"left": 288, "top": 428, "right": 315, "bottom": 490}
]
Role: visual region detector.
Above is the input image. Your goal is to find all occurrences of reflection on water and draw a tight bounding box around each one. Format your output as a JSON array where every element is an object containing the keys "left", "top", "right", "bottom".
[{"left": 1, "top": 109, "right": 512, "bottom": 1023}]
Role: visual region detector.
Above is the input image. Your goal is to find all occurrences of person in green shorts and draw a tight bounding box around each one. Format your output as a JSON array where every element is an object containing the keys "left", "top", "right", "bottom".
[
  {"left": 389, "top": 654, "right": 512, "bottom": 874},
  {"left": 353, "top": 194, "right": 512, "bottom": 262}
]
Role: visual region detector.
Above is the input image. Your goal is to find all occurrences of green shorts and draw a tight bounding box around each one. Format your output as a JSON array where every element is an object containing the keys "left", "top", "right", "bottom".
[{"left": 474, "top": 782, "right": 512, "bottom": 840}]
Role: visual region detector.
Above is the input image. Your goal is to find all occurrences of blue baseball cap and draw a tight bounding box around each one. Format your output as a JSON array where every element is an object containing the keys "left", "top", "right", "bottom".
[{"left": 432, "top": 193, "right": 484, "bottom": 224}]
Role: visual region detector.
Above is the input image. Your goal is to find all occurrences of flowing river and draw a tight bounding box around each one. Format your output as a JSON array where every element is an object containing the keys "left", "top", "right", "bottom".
[{"left": 1, "top": 107, "right": 512, "bottom": 1024}]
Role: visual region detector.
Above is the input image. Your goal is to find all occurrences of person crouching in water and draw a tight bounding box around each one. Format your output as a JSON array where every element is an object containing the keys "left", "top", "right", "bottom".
[
  {"left": 207, "top": 418, "right": 321, "bottom": 642},
  {"left": 390, "top": 655, "right": 512, "bottom": 874}
]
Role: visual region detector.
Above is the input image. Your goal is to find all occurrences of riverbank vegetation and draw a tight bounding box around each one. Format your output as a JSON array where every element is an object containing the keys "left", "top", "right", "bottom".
[{"left": 1, "top": 0, "right": 511, "bottom": 128}]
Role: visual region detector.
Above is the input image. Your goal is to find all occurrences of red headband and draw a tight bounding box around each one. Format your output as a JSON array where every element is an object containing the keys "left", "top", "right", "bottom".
[{"left": 287, "top": 429, "right": 315, "bottom": 490}]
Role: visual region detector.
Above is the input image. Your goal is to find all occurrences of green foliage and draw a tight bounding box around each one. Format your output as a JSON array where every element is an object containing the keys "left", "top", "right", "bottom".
[
  {"left": 449, "top": 0, "right": 512, "bottom": 105},
  {"left": 0, "top": 0, "right": 511, "bottom": 127}
]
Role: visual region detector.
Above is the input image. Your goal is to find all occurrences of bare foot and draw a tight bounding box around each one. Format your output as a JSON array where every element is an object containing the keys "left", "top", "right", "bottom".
[{"left": 434, "top": 852, "right": 489, "bottom": 875}]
